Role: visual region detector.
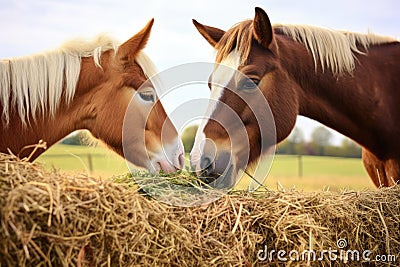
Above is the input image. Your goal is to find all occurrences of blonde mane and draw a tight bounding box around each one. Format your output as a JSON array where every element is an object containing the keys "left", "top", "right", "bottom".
[
  {"left": 0, "top": 35, "right": 119, "bottom": 125},
  {"left": 216, "top": 20, "right": 397, "bottom": 74}
]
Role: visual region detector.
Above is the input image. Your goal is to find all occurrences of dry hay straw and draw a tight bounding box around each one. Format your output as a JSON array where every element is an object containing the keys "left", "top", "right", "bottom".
[{"left": 0, "top": 152, "right": 399, "bottom": 266}]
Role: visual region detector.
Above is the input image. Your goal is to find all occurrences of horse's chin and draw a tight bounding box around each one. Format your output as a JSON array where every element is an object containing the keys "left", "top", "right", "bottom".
[
  {"left": 147, "top": 159, "right": 177, "bottom": 174},
  {"left": 234, "top": 149, "right": 260, "bottom": 171}
]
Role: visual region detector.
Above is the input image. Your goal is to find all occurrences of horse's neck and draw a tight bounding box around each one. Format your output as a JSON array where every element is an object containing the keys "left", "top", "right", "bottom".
[
  {"left": 280, "top": 38, "right": 400, "bottom": 155},
  {"left": 0, "top": 111, "right": 72, "bottom": 160}
]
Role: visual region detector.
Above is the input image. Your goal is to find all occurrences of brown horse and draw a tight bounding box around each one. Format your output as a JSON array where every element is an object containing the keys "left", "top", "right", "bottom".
[
  {"left": 0, "top": 19, "right": 184, "bottom": 173},
  {"left": 190, "top": 7, "right": 400, "bottom": 188}
]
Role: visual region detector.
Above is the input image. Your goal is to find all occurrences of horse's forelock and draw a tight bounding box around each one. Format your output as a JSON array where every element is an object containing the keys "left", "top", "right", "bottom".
[{"left": 215, "top": 20, "right": 254, "bottom": 65}]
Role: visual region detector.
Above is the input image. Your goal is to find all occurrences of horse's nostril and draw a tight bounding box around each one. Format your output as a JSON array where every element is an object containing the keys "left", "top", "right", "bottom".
[
  {"left": 199, "top": 155, "right": 217, "bottom": 183},
  {"left": 177, "top": 152, "right": 185, "bottom": 170},
  {"left": 201, "top": 155, "right": 216, "bottom": 175},
  {"left": 200, "top": 155, "right": 212, "bottom": 171}
]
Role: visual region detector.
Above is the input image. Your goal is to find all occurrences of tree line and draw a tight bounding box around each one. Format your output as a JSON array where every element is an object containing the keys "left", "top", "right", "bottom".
[
  {"left": 277, "top": 126, "right": 361, "bottom": 158},
  {"left": 181, "top": 125, "right": 361, "bottom": 158}
]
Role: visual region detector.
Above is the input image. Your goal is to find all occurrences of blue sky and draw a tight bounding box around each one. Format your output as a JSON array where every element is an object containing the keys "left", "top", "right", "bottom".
[{"left": 1, "top": 0, "right": 398, "bottom": 143}]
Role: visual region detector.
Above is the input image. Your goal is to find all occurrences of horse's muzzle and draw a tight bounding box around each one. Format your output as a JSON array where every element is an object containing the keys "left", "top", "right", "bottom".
[{"left": 198, "top": 150, "right": 236, "bottom": 189}]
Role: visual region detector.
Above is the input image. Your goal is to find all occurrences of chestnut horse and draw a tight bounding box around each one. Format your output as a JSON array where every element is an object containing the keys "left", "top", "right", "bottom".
[
  {"left": 0, "top": 19, "right": 184, "bottom": 173},
  {"left": 191, "top": 7, "right": 400, "bottom": 187}
]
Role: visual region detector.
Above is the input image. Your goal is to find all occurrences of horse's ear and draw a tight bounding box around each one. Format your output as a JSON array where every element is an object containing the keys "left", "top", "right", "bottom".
[
  {"left": 253, "top": 7, "right": 273, "bottom": 49},
  {"left": 117, "top": 18, "right": 154, "bottom": 63},
  {"left": 192, "top": 19, "right": 225, "bottom": 47}
]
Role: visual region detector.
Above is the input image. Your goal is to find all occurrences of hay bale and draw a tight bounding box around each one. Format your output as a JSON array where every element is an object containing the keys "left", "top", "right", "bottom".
[{"left": 0, "top": 153, "right": 399, "bottom": 266}]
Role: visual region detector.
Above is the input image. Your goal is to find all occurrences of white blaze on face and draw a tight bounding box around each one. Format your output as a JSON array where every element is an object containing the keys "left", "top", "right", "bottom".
[{"left": 190, "top": 50, "right": 241, "bottom": 171}]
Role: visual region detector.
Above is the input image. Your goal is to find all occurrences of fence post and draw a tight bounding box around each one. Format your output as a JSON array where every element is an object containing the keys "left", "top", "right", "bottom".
[
  {"left": 87, "top": 154, "right": 93, "bottom": 173},
  {"left": 298, "top": 155, "right": 303, "bottom": 178}
]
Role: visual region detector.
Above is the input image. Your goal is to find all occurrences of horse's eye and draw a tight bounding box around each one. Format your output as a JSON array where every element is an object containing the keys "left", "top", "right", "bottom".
[
  {"left": 240, "top": 78, "right": 259, "bottom": 91},
  {"left": 138, "top": 90, "right": 155, "bottom": 102}
]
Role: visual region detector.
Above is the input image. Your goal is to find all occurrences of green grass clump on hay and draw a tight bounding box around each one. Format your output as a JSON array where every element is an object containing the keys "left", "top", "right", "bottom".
[
  {"left": 114, "top": 169, "right": 201, "bottom": 187},
  {"left": 113, "top": 170, "right": 229, "bottom": 207},
  {"left": 0, "top": 153, "right": 399, "bottom": 266}
]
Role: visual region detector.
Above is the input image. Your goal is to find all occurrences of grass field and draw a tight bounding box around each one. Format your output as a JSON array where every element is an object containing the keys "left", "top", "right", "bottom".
[
  {"left": 37, "top": 144, "right": 128, "bottom": 177},
  {"left": 37, "top": 144, "right": 375, "bottom": 192},
  {"left": 257, "top": 155, "right": 374, "bottom": 191}
]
